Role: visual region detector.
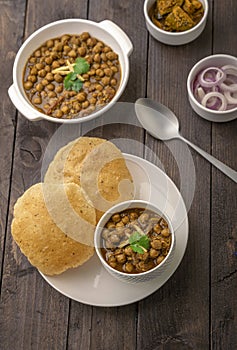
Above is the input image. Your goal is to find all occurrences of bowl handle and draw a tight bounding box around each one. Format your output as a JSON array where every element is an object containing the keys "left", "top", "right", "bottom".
[
  {"left": 98, "top": 20, "right": 133, "bottom": 57},
  {"left": 8, "top": 85, "right": 42, "bottom": 121}
]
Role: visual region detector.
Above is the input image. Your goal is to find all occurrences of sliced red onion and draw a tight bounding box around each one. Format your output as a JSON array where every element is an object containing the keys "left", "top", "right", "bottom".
[
  {"left": 198, "top": 67, "right": 226, "bottom": 88},
  {"left": 224, "top": 90, "right": 237, "bottom": 104},
  {"left": 221, "top": 65, "right": 237, "bottom": 76},
  {"left": 201, "top": 92, "right": 227, "bottom": 111},
  {"left": 220, "top": 82, "right": 237, "bottom": 92},
  {"left": 192, "top": 64, "right": 237, "bottom": 111}
]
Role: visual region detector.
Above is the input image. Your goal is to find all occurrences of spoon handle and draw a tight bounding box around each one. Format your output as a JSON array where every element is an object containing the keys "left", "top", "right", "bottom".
[{"left": 179, "top": 135, "right": 237, "bottom": 183}]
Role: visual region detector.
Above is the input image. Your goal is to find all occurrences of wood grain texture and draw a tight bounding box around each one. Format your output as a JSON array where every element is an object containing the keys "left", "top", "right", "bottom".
[
  {"left": 211, "top": 0, "right": 237, "bottom": 348},
  {"left": 0, "top": 0, "right": 26, "bottom": 281},
  {"left": 137, "top": 2, "right": 214, "bottom": 349}
]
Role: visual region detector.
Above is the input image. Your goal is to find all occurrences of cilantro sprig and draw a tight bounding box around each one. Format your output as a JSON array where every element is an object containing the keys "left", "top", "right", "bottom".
[
  {"left": 64, "top": 58, "right": 90, "bottom": 92},
  {"left": 129, "top": 231, "right": 150, "bottom": 254}
]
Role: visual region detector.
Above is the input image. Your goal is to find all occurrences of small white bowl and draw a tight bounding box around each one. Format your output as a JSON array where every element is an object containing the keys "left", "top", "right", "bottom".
[
  {"left": 94, "top": 200, "right": 175, "bottom": 284},
  {"left": 187, "top": 54, "right": 237, "bottom": 122},
  {"left": 8, "top": 19, "right": 133, "bottom": 124},
  {"left": 144, "top": 0, "right": 208, "bottom": 46}
]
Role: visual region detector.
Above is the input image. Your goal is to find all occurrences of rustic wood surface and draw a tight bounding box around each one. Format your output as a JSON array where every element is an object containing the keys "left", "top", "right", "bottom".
[{"left": 0, "top": 0, "right": 236, "bottom": 349}]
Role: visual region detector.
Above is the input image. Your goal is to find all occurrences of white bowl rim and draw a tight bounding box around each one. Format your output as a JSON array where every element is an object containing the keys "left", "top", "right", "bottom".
[
  {"left": 144, "top": 0, "right": 208, "bottom": 37},
  {"left": 11, "top": 18, "right": 131, "bottom": 124},
  {"left": 94, "top": 199, "right": 175, "bottom": 277},
  {"left": 187, "top": 53, "right": 237, "bottom": 115}
]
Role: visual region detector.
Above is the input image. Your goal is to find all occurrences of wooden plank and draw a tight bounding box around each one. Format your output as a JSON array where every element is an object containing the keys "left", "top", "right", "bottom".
[
  {"left": 137, "top": 2, "right": 213, "bottom": 349},
  {"left": 67, "top": 1, "right": 148, "bottom": 349},
  {"left": 0, "top": 0, "right": 26, "bottom": 280},
  {"left": 0, "top": 1, "right": 91, "bottom": 349},
  {"left": 211, "top": 0, "right": 237, "bottom": 348}
]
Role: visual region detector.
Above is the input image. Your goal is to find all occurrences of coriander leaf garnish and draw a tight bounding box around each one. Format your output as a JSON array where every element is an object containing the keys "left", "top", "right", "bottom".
[
  {"left": 73, "top": 57, "right": 90, "bottom": 74},
  {"left": 55, "top": 57, "right": 90, "bottom": 92},
  {"left": 129, "top": 231, "right": 150, "bottom": 254}
]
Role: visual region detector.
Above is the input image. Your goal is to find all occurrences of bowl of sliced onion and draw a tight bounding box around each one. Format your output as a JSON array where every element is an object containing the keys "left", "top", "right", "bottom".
[{"left": 187, "top": 54, "right": 237, "bottom": 122}]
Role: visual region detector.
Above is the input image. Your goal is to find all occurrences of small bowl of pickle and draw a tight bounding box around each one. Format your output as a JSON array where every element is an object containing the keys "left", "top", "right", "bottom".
[{"left": 144, "top": 0, "right": 208, "bottom": 46}]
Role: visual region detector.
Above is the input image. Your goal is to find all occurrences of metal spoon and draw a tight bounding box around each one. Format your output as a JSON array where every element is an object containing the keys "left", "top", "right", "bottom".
[{"left": 135, "top": 98, "right": 237, "bottom": 183}]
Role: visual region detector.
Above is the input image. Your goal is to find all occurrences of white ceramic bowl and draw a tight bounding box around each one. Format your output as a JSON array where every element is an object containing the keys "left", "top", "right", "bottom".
[
  {"left": 8, "top": 19, "right": 133, "bottom": 124},
  {"left": 144, "top": 0, "right": 208, "bottom": 46},
  {"left": 187, "top": 54, "right": 237, "bottom": 122},
  {"left": 94, "top": 200, "right": 175, "bottom": 284}
]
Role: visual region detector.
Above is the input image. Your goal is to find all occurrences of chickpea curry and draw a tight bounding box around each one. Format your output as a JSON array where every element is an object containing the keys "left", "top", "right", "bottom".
[
  {"left": 23, "top": 33, "right": 121, "bottom": 119},
  {"left": 149, "top": 0, "right": 204, "bottom": 32},
  {"left": 101, "top": 208, "right": 172, "bottom": 274}
]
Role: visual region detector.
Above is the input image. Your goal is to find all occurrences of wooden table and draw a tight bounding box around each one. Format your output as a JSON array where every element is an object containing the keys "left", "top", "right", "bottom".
[{"left": 1, "top": 1, "right": 236, "bottom": 349}]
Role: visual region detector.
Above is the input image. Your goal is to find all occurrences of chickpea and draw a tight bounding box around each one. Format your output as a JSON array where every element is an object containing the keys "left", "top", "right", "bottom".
[
  {"left": 101, "top": 53, "right": 107, "bottom": 61},
  {"left": 55, "top": 85, "right": 63, "bottom": 93},
  {"left": 101, "top": 63, "right": 108, "bottom": 69},
  {"left": 89, "top": 97, "right": 97, "bottom": 105},
  {"left": 96, "top": 84, "right": 103, "bottom": 91},
  {"left": 54, "top": 74, "right": 63, "bottom": 83},
  {"left": 54, "top": 109, "right": 63, "bottom": 118},
  {"left": 88, "top": 68, "right": 96, "bottom": 76},
  {"left": 106, "top": 51, "right": 118, "bottom": 60},
  {"left": 48, "top": 91, "right": 57, "bottom": 98},
  {"left": 130, "top": 212, "right": 138, "bottom": 221},
  {"left": 156, "top": 256, "right": 165, "bottom": 265},
  {"left": 45, "top": 72, "right": 54, "bottom": 81},
  {"left": 43, "top": 104, "right": 50, "bottom": 110},
  {"left": 78, "top": 47, "right": 86, "bottom": 56},
  {"left": 82, "top": 101, "right": 89, "bottom": 109},
  {"left": 116, "top": 221, "right": 124, "bottom": 228},
  {"left": 116, "top": 254, "right": 126, "bottom": 264},
  {"left": 34, "top": 50, "right": 41, "bottom": 57},
  {"left": 104, "top": 68, "right": 113, "bottom": 76},
  {"left": 96, "top": 69, "right": 104, "bottom": 77},
  {"left": 82, "top": 73, "right": 89, "bottom": 80},
  {"left": 94, "top": 53, "right": 101, "bottom": 63},
  {"left": 122, "top": 216, "right": 129, "bottom": 224},
  {"left": 106, "top": 222, "right": 116, "bottom": 229},
  {"left": 150, "top": 248, "right": 159, "bottom": 259},
  {"left": 161, "top": 228, "right": 170, "bottom": 237},
  {"left": 72, "top": 102, "right": 81, "bottom": 112},
  {"left": 31, "top": 67, "right": 38, "bottom": 75},
  {"left": 55, "top": 43, "right": 63, "bottom": 51},
  {"left": 45, "top": 65, "right": 51, "bottom": 72},
  {"left": 38, "top": 69, "right": 46, "bottom": 78},
  {"left": 45, "top": 56, "right": 53, "bottom": 65},
  {"left": 110, "top": 78, "right": 117, "bottom": 86},
  {"left": 47, "top": 83, "right": 55, "bottom": 91},
  {"left": 153, "top": 224, "right": 161, "bottom": 234},
  {"left": 28, "top": 75, "right": 37, "bottom": 83},
  {"left": 151, "top": 239, "right": 162, "bottom": 250},
  {"left": 24, "top": 81, "right": 33, "bottom": 90},
  {"left": 81, "top": 32, "right": 90, "bottom": 41},
  {"left": 112, "top": 214, "right": 121, "bottom": 223},
  {"left": 35, "top": 63, "right": 44, "bottom": 70},
  {"left": 41, "top": 78, "right": 48, "bottom": 86},
  {"left": 124, "top": 246, "right": 133, "bottom": 256},
  {"left": 46, "top": 39, "right": 54, "bottom": 48},
  {"left": 93, "top": 63, "right": 100, "bottom": 70},
  {"left": 93, "top": 44, "right": 103, "bottom": 53},
  {"left": 32, "top": 96, "right": 42, "bottom": 105},
  {"left": 63, "top": 45, "right": 71, "bottom": 55},
  {"left": 61, "top": 35, "right": 70, "bottom": 44},
  {"left": 124, "top": 262, "right": 134, "bottom": 273},
  {"left": 36, "top": 83, "right": 44, "bottom": 92},
  {"left": 77, "top": 93, "right": 86, "bottom": 102},
  {"left": 101, "top": 76, "right": 110, "bottom": 86},
  {"left": 61, "top": 105, "right": 69, "bottom": 114},
  {"left": 84, "top": 81, "right": 91, "bottom": 88},
  {"left": 87, "top": 37, "right": 97, "bottom": 47},
  {"left": 111, "top": 66, "right": 118, "bottom": 73},
  {"left": 68, "top": 49, "right": 77, "bottom": 58},
  {"left": 29, "top": 57, "right": 37, "bottom": 64},
  {"left": 52, "top": 61, "right": 60, "bottom": 69},
  {"left": 103, "top": 46, "right": 111, "bottom": 53}
]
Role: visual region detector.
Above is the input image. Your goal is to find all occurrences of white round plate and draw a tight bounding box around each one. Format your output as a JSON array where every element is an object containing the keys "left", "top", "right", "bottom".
[{"left": 41, "top": 154, "right": 189, "bottom": 307}]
